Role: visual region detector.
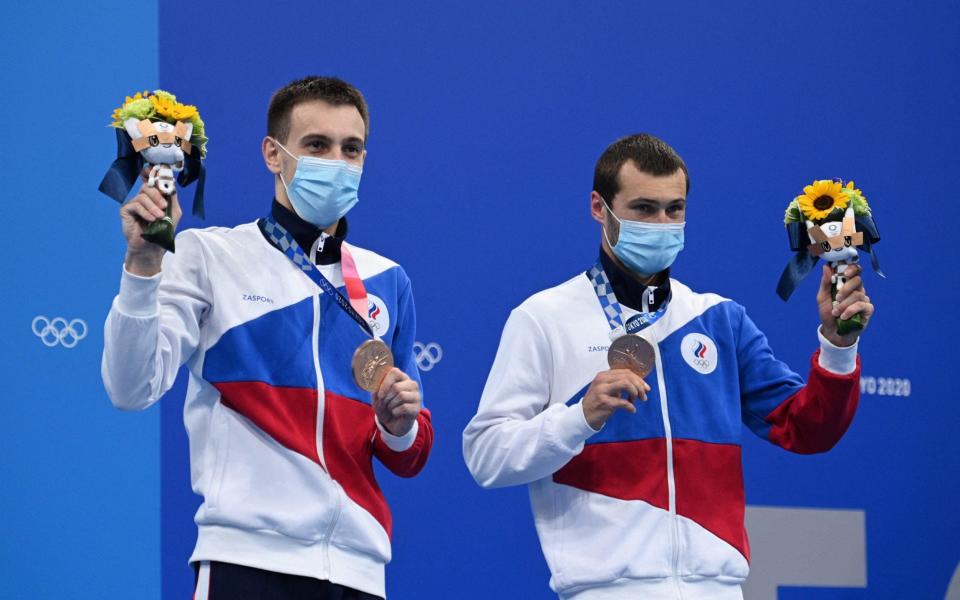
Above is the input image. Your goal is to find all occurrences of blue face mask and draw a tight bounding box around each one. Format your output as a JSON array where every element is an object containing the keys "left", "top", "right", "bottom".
[
  {"left": 602, "top": 198, "right": 685, "bottom": 275},
  {"left": 274, "top": 139, "right": 362, "bottom": 228}
]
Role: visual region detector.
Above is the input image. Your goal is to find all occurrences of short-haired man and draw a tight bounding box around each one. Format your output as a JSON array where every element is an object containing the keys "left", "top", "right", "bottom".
[
  {"left": 463, "top": 133, "right": 872, "bottom": 599},
  {"left": 103, "top": 76, "right": 433, "bottom": 600}
]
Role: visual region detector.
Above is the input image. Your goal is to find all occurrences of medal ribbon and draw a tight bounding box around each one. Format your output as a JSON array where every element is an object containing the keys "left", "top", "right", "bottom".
[
  {"left": 339, "top": 243, "right": 369, "bottom": 319},
  {"left": 586, "top": 262, "right": 669, "bottom": 335},
  {"left": 262, "top": 215, "right": 376, "bottom": 339}
]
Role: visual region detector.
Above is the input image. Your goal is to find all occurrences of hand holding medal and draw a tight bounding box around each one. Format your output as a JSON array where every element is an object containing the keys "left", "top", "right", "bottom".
[
  {"left": 261, "top": 216, "right": 421, "bottom": 436},
  {"left": 581, "top": 263, "right": 664, "bottom": 430}
]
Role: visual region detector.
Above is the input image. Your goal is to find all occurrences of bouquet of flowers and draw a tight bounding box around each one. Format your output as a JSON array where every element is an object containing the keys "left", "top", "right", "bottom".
[
  {"left": 99, "top": 89, "right": 207, "bottom": 252},
  {"left": 777, "top": 179, "right": 883, "bottom": 334}
]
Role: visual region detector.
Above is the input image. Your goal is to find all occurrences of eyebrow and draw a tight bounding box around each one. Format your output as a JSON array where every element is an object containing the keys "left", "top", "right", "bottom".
[
  {"left": 298, "top": 133, "right": 366, "bottom": 146},
  {"left": 625, "top": 197, "right": 686, "bottom": 206}
]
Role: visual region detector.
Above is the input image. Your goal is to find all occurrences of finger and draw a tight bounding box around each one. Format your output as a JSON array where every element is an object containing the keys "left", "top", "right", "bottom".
[
  {"left": 845, "top": 263, "right": 862, "bottom": 278},
  {"left": 607, "top": 380, "right": 642, "bottom": 403},
  {"left": 616, "top": 399, "right": 637, "bottom": 414},
  {"left": 386, "top": 390, "right": 420, "bottom": 412},
  {"left": 389, "top": 378, "right": 419, "bottom": 394},
  {"left": 392, "top": 402, "right": 421, "bottom": 419},
  {"left": 833, "top": 290, "right": 868, "bottom": 317},
  {"left": 135, "top": 196, "right": 166, "bottom": 220},
  {"left": 133, "top": 185, "right": 168, "bottom": 214},
  {"left": 140, "top": 184, "right": 169, "bottom": 210},
  {"left": 125, "top": 201, "right": 161, "bottom": 223},
  {"left": 624, "top": 372, "right": 650, "bottom": 398},
  {"left": 836, "top": 276, "right": 863, "bottom": 301},
  {"left": 840, "top": 300, "right": 874, "bottom": 321},
  {"left": 817, "top": 264, "right": 832, "bottom": 302},
  {"left": 601, "top": 379, "right": 636, "bottom": 401},
  {"left": 612, "top": 370, "right": 649, "bottom": 400},
  {"left": 169, "top": 194, "right": 182, "bottom": 219},
  {"left": 376, "top": 368, "right": 403, "bottom": 400}
]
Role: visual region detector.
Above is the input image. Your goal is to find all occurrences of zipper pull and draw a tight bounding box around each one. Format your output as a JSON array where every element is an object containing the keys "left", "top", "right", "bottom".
[{"left": 644, "top": 287, "right": 656, "bottom": 312}]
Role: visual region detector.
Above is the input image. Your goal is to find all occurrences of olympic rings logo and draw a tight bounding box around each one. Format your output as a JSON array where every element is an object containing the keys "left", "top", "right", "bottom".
[
  {"left": 32, "top": 316, "right": 88, "bottom": 348},
  {"left": 413, "top": 341, "right": 443, "bottom": 372}
]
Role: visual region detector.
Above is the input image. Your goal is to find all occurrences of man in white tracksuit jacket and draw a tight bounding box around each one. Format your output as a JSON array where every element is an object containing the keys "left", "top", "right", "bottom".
[
  {"left": 463, "top": 133, "right": 874, "bottom": 599},
  {"left": 103, "top": 76, "right": 433, "bottom": 600}
]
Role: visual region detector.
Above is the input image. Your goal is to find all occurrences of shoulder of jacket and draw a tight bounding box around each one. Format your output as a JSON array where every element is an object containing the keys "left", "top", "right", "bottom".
[
  {"left": 514, "top": 272, "right": 592, "bottom": 317},
  {"left": 669, "top": 277, "right": 737, "bottom": 312},
  {"left": 343, "top": 242, "right": 403, "bottom": 279},
  {"left": 176, "top": 221, "right": 263, "bottom": 252}
]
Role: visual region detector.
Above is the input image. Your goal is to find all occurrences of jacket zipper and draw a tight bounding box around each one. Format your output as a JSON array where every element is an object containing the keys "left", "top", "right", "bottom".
[
  {"left": 309, "top": 240, "right": 344, "bottom": 578},
  {"left": 310, "top": 240, "right": 329, "bottom": 473},
  {"left": 651, "top": 336, "right": 684, "bottom": 599}
]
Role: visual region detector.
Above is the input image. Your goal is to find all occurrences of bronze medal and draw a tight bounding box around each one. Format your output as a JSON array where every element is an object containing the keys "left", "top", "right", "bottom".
[
  {"left": 607, "top": 335, "right": 655, "bottom": 378},
  {"left": 352, "top": 339, "right": 395, "bottom": 391}
]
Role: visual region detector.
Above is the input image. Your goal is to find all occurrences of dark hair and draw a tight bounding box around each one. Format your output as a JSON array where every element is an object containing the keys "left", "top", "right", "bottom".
[
  {"left": 593, "top": 133, "right": 689, "bottom": 205},
  {"left": 267, "top": 76, "right": 370, "bottom": 143}
]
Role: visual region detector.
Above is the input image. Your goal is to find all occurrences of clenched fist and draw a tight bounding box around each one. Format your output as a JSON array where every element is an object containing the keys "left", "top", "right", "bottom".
[
  {"left": 374, "top": 368, "right": 422, "bottom": 437},
  {"left": 121, "top": 169, "right": 182, "bottom": 277}
]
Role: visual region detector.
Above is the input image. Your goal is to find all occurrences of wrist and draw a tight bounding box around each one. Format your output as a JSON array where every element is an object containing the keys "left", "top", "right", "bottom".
[
  {"left": 124, "top": 249, "right": 164, "bottom": 277},
  {"left": 821, "top": 326, "right": 856, "bottom": 348},
  {"left": 380, "top": 416, "right": 414, "bottom": 437},
  {"left": 376, "top": 416, "right": 418, "bottom": 452},
  {"left": 581, "top": 401, "right": 604, "bottom": 432},
  {"left": 817, "top": 325, "right": 859, "bottom": 374}
]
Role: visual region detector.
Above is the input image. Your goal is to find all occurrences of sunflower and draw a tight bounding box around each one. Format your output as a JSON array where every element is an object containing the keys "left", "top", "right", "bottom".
[
  {"left": 796, "top": 179, "right": 848, "bottom": 221},
  {"left": 150, "top": 92, "right": 195, "bottom": 121},
  {"left": 110, "top": 90, "right": 153, "bottom": 127},
  {"left": 110, "top": 89, "right": 208, "bottom": 156}
]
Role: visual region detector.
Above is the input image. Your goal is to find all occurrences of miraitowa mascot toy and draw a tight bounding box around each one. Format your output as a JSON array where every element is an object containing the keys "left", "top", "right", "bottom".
[
  {"left": 777, "top": 179, "right": 883, "bottom": 335},
  {"left": 98, "top": 90, "right": 207, "bottom": 252}
]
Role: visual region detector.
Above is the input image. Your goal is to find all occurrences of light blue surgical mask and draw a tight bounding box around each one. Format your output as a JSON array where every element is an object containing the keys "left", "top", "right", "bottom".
[
  {"left": 273, "top": 138, "right": 362, "bottom": 228},
  {"left": 602, "top": 197, "right": 685, "bottom": 275}
]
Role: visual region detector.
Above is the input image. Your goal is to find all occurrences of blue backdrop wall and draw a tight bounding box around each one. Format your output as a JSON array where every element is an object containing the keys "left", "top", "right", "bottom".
[
  {"left": 1, "top": 2, "right": 162, "bottom": 598},
  {"left": 3, "top": 2, "right": 959, "bottom": 599}
]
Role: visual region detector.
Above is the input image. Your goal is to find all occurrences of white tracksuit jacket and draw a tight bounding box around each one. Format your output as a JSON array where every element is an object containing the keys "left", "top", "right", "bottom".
[
  {"left": 463, "top": 271, "right": 860, "bottom": 599},
  {"left": 102, "top": 222, "right": 433, "bottom": 598}
]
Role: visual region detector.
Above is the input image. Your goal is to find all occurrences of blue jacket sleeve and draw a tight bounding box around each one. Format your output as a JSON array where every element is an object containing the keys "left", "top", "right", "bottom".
[
  {"left": 737, "top": 306, "right": 860, "bottom": 453},
  {"left": 374, "top": 267, "right": 433, "bottom": 476}
]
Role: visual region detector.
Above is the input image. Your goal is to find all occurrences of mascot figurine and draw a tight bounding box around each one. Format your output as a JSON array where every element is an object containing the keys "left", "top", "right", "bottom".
[
  {"left": 99, "top": 90, "right": 207, "bottom": 252},
  {"left": 777, "top": 179, "right": 883, "bottom": 335}
]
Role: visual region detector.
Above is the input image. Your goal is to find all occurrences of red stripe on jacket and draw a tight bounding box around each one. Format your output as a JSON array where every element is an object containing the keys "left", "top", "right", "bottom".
[{"left": 766, "top": 351, "right": 861, "bottom": 454}]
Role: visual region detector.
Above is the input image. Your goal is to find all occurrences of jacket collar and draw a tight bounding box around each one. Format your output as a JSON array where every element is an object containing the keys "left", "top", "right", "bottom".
[
  {"left": 268, "top": 199, "right": 348, "bottom": 265},
  {"left": 598, "top": 248, "right": 671, "bottom": 312}
]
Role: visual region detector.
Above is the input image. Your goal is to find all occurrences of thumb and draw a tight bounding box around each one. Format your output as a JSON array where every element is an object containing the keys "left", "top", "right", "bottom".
[{"left": 817, "top": 263, "right": 833, "bottom": 302}]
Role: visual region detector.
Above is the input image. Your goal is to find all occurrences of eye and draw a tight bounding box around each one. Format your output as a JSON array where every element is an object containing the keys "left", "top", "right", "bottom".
[
  {"left": 344, "top": 144, "right": 362, "bottom": 157},
  {"left": 844, "top": 235, "right": 852, "bottom": 247},
  {"left": 148, "top": 135, "right": 160, "bottom": 147},
  {"left": 307, "top": 140, "right": 329, "bottom": 152},
  {"left": 174, "top": 137, "right": 182, "bottom": 147},
  {"left": 821, "top": 241, "right": 831, "bottom": 252}
]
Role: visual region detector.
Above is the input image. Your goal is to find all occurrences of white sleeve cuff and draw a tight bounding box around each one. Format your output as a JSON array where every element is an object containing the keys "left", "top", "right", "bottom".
[
  {"left": 548, "top": 400, "right": 601, "bottom": 452},
  {"left": 116, "top": 265, "right": 161, "bottom": 318},
  {"left": 376, "top": 416, "right": 419, "bottom": 452},
  {"left": 817, "top": 326, "right": 859, "bottom": 375}
]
